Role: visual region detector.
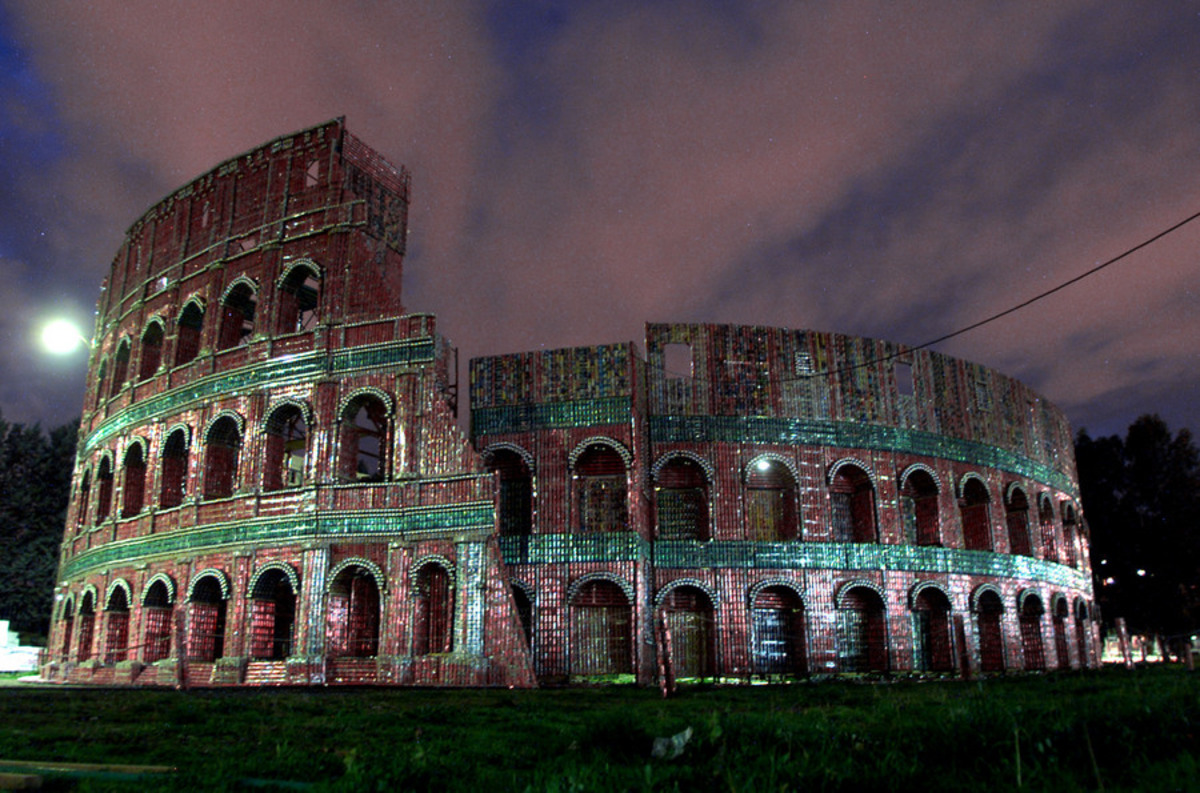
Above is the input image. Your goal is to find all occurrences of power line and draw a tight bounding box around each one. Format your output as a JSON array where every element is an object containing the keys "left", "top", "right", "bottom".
[{"left": 659, "top": 207, "right": 1200, "bottom": 383}]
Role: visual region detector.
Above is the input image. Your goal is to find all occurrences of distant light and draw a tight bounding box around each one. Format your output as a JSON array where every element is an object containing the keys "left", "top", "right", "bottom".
[
  {"left": 1137, "top": 569, "right": 1146, "bottom": 577},
  {"left": 756, "top": 459, "right": 772, "bottom": 472},
  {"left": 41, "top": 319, "right": 89, "bottom": 354}
]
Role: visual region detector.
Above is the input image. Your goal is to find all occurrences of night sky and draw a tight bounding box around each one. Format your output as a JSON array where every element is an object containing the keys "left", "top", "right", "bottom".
[{"left": 3, "top": 1, "right": 1198, "bottom": 439}]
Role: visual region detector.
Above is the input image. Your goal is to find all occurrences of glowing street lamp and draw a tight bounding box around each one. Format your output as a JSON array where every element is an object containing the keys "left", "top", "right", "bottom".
[{"left": 40, "top": 319, "right": 91, "bottom": 355}]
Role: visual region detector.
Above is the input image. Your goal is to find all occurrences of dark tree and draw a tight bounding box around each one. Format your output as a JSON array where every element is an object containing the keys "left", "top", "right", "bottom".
[
  {"left": 1077, "top": 415, "right": 1200, "bottom": 640},
  {"left": 0, "top": 414, "right": 78, "bottom": 638}
]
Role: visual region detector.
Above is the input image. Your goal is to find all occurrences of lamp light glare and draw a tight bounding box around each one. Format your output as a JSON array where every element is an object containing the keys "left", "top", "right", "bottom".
[{"left": 41, "top": 319, "right": 87, "bottom": 354}]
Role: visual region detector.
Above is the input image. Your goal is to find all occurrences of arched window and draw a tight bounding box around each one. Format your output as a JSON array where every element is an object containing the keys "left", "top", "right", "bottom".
[
  {"left": 660, "top": 586, "right": 716, "bottom": 680},
  {"left": 203, "top": 417, "right": 241, "bottom": 499},
  {"left": 95, "top": 457, "right": 114, "bottom": 524},
  {"left": 104, "top": 587, "right": 130, "bottom": 664},
  {"left": 174, "top": 301, "right": 204, "bottom": 367},
  {"left": 159, "top": 428, "right": 189, "bottom": 509},
  {"left": 1006, "top": 487, "right": 1033, "bottom": 556},
  {"left": 975, "top": 590, "right": 1005, "bottom": 672},
  {"left": 1074, "top": 600, "right": 1090, "bottom": 668},
  {"left": 837, "top": 586, "right": 887, "bottom": 673},
  {"left": 900, "top": 470, "right": 939, "bottom": 546},
  {"left": 751, "top": 586, "right": 806, "bottom": 676},
  {"left": 1053, "top": 597, "right": 1071, "bottom": 669},
  {"left": 338, "top": 395, "right": 389, "bottom": 482},
  {"left": 249, "top": 569, "right": 297, "bottom": 661},
  {"left": 912, "top": 587, "right": 953, "bottom": 672},
  {"left": 831, "top": 465, "right": 876, "bottom": 543},
  {"left": 264, "top": 405, "right": 308, "bottom": 491},
  {"left": 1019, "top": 595, "right": 1046, "bottom": 671},
  {"left": 746, "top": 459, "right": 797, "bottom": 541},
  {"left": 574, "top": 445, "right": 628, "bottom": 533},
  {"left": 571, "top": 579, "right": 632, "bottom": 676},
  {"left": 1038, "top": 496, "right": 1058, "bottom": 562},
  {"left": 277, "top": 265, "right": 320, "bottom": 334},
  {"left": 488, "top": 449, "right": 532, "bottom": 536},
  {"left": 138, "top": 322, "right": 164, "bottom": 381},
  {"left": 76, "top": 469, "right": 92, "bottom": 528},
  {"left": 188, "top": 575, "right": 227, "bottom": 662},
  {"left": 110, "top": 340, "right": 131, "bottom": 398},
  {"left": 327, "top": 565, "right": 380, "bottom": 658},
  {"left": 120, "top": 444, "right": 146, "bottom": 518},
  {"left": 142, "top": 580, "right": 174, "bottom": 663},
  {"left": 412, "top": 564, "right": 453, "bottom": 656},
  {"left": 959, "top": 478, "right": 992, "bottom": 551},
  {"left": 656, "top": 457, "right": 709, "bottom": 540},
  {"left": 1061, "top": 504, "right": 1080, "bottom": 567},
  {"left": 77, "top": 591, "right": 96, "bottom": 662},
  {"left": 217, "top": 282, "right": 257, "bottom": 350},
  {"left": 59, "top": 601, "right": 74, "bottom": 662}
]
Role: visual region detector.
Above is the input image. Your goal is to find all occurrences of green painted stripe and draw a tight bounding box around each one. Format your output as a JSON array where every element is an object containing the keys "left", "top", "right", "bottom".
[
  {"left": 471, "top": 397, "right": 633, "bottom": 434},
  {"left": 83, "top": 337, "right": 436, "bottom": 456},
  {"left": 497, "top": 535, "right": 1090, "bottom": 591},
  {"left": 60, "top": 501, "right": 493, "bottom": 580}
]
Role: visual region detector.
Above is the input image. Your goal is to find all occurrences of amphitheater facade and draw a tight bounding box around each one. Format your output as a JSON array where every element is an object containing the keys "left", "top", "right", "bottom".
[{"left": 45, "top": 120, "right": 1095, "bottom": 687}]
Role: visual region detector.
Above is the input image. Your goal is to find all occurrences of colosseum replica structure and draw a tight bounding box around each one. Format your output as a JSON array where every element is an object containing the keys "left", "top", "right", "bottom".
[{"left": 45, "top": 119, "right": 1096, "bottom": 687}]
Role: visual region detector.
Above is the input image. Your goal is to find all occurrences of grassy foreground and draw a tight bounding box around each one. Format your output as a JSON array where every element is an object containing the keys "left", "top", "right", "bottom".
[{"left": 0, "top": 667, "right": 1196, "bottom": 791}]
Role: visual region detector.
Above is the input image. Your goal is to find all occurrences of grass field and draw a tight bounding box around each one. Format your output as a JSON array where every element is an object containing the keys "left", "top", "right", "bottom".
[{"left": 0, "top": 667, "right": 1196, "bottom": 791}]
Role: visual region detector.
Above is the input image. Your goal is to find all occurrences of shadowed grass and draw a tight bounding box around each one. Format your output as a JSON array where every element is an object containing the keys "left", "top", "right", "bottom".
[{"left": 0, "top": 667, "right": 1195, "bottom": 791}]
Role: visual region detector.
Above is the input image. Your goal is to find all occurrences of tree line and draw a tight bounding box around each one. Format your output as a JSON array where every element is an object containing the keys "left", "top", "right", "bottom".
[{"left": 0, "top": 413, "right": 76, "bottom": 639}]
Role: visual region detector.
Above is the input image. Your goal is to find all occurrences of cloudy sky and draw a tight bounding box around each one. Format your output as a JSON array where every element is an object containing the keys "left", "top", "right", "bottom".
[{"left": 2, "top": 1, "right": 1198, "bottom": 439}]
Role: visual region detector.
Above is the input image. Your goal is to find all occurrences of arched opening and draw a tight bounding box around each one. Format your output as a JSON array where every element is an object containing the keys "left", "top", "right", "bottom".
[
  {"left": 77, "top": 591, "right": 96, "bottom": 662},
  {"left": 264, "top": 405, "right": 308, "bottom": 491},
  {"left": 661, "top": 585, "right": 716, "bottom": 680},
  {"left": 120, "top": 444, "right": 146, "bottom": 518},
  {"left": 912, "top": 587, "right": 953, "bottom": 672},
  {"left": 174, "top": 302, "right": 204, "bottom": 367},
  {"left": 959, "top": 478, "right": 992, "bottom": 551},
  {"left": 188, "top": 576, "right": 227, "bottom": 662},
  {"left": 76, "top": 469, "right": 91, "bottom": 528},
  {"left": 203, "top": 417, "right": 241, "bottom": 499},
  {"left": 249, "top": 569, "right": 297, "bottom": 660},
  {"left": 104, "top": 587, "right": 130, "bottom": 664},
  {"left": 570, "top": 579, "right": 632, "bottom": 676},
  {"left": 277, "top": 265, "right": 320, "bottom": 334},
  {"left": 831, "top": 465, "right": 876, "bottom": 543},
  {"left": 751, "top": 586, "right": 807, "bottom": 677},
  {"left": 1061, "top": 504, "right": 1080, "bottom": 567},
  {"left": 159, "top": 429, "right": 189, "bottom": 509},
  {"left": 512, "top": 585, "right": 534, "bottom": 649},
  {"left": 900, "top": 470, "right": 940, "bottom": 546},
  {"left": 142, "top": 580, "right": 173, "bottom": 663},
  {"left": 59, "top": 601, "right": 74, "bottom": 662},
  {"left": 1053, "top": 597, "right": 1071, "bottom": 669},
  {"left": 1074, "top": 600, "right": 1090, "bottom": 668},
  {"left": 488, "top": 449, "right": 532, "bottom": 536},
  {"left": 95, "top": 457, "right": 114, "bottom": 524},
  {"left": 338, "top": 395, "right": 389, "bottom": 482},
  {"left": 412, "top": 564, "right": 454, "bottom": 656},
  {"left": 110, "top": 340, "right": 130, "bottom": 398},
  {"left": 976, "top": 590, "right": 1005, "bottom": 673},
  {"left": 138, "top": 322, "right": 164, "bottom": 381},
  {"left": 1006, "top": 487, "right": 1033, "bottom": 556},
  {"left": 327, "top": 566, "right": 380, "bottom": 658},
  {"left": 574, "top": 445, "right": 628, "bottom": 533},
  {"left": 838, "top": 586, "right": 887, "bottom": 673},
  {"left": 746, "top": 459, "right": 797, "bottom": 541},
  {"left": 95, "top": 358, "right": 109, "bottom": 404},
  {"left": 656, "top": 457, "right": 709, "bottom": 540},
  {"left": 1019, "top": 595, "right": 1046, "bottom": 671},
  {"left": 217, "top": 282, "right": 257, "bottom": 351},
  {"left": 1038, "top": 496, "right": 1058, "bottom": 561}
]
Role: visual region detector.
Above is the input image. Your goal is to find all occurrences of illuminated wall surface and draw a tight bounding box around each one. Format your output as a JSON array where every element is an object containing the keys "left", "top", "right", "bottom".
[{"left": 47, "top": 120, "right": 1095, "bottom": 687}]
